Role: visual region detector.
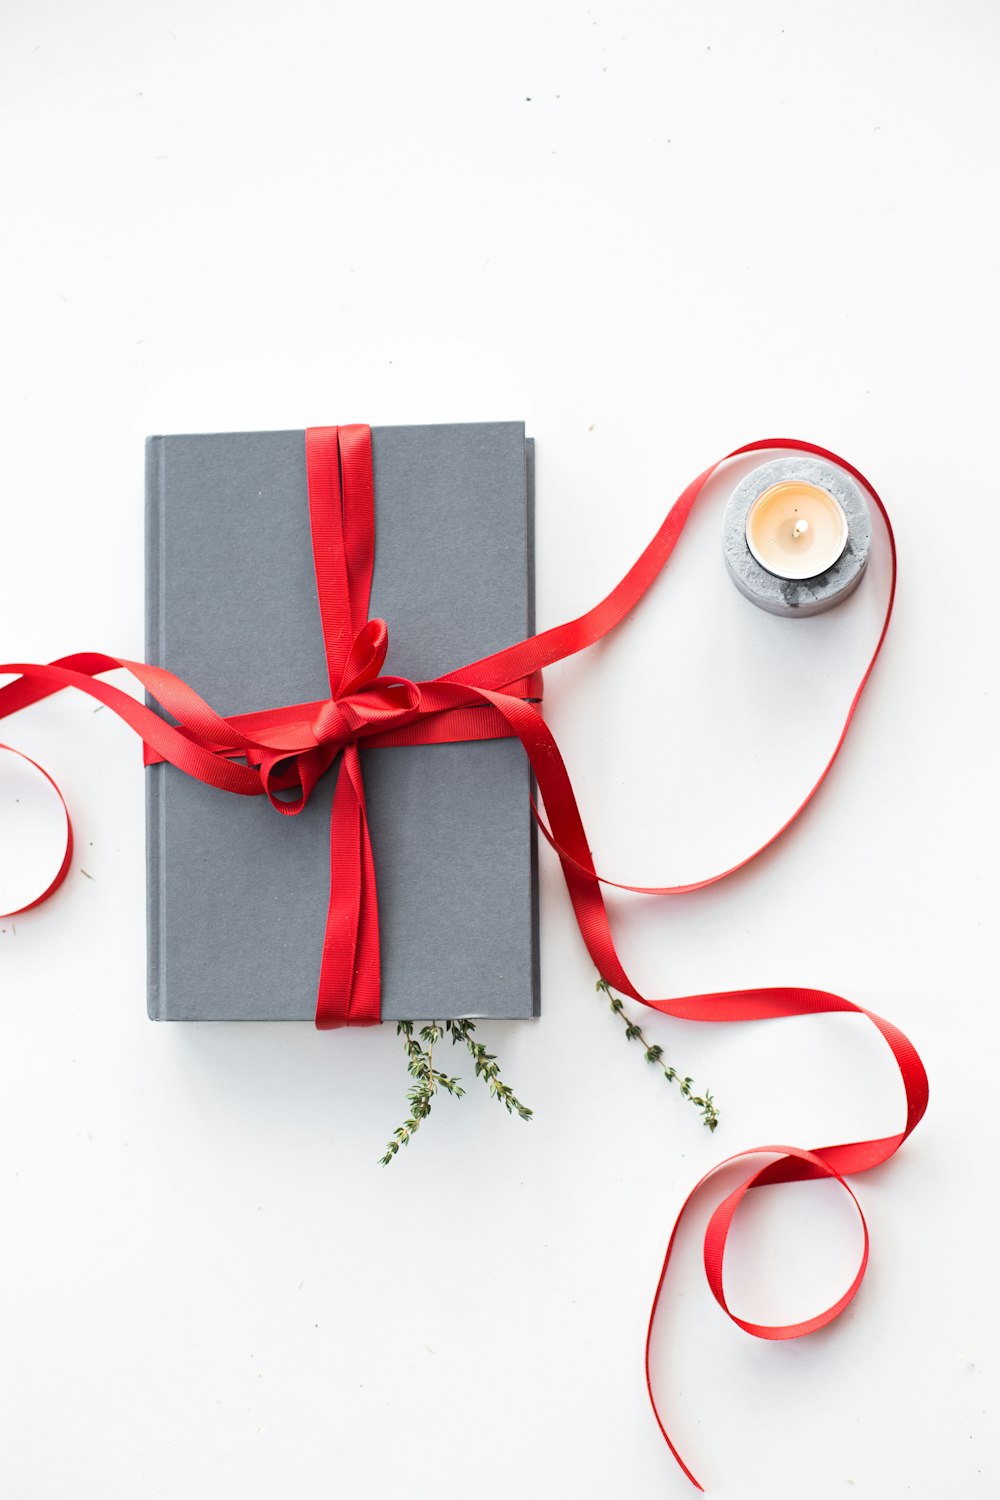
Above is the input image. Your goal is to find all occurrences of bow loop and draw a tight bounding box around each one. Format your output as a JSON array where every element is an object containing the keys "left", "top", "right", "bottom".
[
  {"left": 257, "top": 742, "right": 337, "bottom": 814},
  {"left": 338, "top": 616, "right": 390, "bottom": 696}
]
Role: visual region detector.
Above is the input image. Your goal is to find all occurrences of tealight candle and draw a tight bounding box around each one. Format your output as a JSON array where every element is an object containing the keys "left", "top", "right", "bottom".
[
  {"left": 722, "top": 458, "right": 872, "bottom": 617},
  {"left": 745, "top": 480, "right": 848, "bottom": 580}
]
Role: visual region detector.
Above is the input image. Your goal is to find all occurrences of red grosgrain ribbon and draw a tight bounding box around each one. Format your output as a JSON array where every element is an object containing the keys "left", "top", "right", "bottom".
[
  {"left": 0, "top": 744, "right": 73, "bottom": 913},
  {"left": 0, "top": 430, "right": 927, "bottom": 1485}
]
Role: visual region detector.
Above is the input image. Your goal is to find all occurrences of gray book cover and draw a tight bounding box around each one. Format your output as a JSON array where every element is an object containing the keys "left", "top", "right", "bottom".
[{"left": 145, "top": 423, "right": 539, "bottom": 1022}]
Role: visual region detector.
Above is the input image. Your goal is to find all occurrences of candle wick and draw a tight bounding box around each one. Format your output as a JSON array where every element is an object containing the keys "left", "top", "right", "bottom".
[{"left": 791, "top": 518, "right": 810, "bottom": 540}]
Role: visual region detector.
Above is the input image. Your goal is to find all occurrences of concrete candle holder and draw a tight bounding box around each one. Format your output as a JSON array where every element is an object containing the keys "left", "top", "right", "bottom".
[{"left": 722, "top": 456, "right": 872, "bottom": 617}]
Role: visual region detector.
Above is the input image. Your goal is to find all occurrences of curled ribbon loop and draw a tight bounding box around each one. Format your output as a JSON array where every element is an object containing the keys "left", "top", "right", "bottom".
[
  {"left": 0, "top": 743, "right": 74, "bottom": 917},
  {"left": 0, "top": 429, "right": 927, "bottom": 1483},
  {"left": 338, "top": 617, "right": 390, "bottom": 693},
  {"left": 702, "top": 1146, "right": 870, "bottom": 1340}
]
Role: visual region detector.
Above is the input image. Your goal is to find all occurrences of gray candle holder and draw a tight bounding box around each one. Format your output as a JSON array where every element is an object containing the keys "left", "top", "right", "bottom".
[{"left": 722, "top": 457, "right": 872, "bottom": 617}]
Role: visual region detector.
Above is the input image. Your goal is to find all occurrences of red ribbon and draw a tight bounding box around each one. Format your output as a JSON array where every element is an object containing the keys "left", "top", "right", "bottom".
[{"left": 0, "top": 427, "right": 927, "bottom": 1487}]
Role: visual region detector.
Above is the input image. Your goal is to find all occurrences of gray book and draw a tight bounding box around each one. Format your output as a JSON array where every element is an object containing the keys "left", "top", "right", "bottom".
[{"left": 145, "top": 423, "right": 539, "bottom": 1022}]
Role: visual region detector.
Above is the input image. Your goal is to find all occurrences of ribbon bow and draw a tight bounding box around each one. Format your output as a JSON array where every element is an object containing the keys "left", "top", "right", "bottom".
[
  {"left": 0, "top": 427, "right": 928, "bottom": 1486},
  {"left": 168, "top": 617, "right": 419, "bottom": 808}
]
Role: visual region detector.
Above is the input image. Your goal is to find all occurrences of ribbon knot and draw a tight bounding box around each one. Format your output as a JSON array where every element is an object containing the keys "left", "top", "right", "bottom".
[{"left": 309, "top": 619, "right": 422, "bottom": 755}]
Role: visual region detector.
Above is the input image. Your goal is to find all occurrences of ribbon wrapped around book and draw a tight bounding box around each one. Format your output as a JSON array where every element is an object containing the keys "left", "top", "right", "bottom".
[{"left": 0, "top": 428, "right": 928, "bottom": 1488}]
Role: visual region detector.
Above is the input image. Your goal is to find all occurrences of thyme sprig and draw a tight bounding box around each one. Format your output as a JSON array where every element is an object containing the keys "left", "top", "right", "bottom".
[
  {"left": 446, "top": 1018, "right": 533, "bottom": 1121},
  {"left": 378, "top": 983, "right": 714, "bottom": 1166},
  {"left": 596, "top": 977, "right": 719, "bottom": 1132},
  {"left": 378, "top": 1023, "right": 465, "bottom": 1165},
  {"left": 379, "top": 1018, "right": 532, "bottom": 1166}
]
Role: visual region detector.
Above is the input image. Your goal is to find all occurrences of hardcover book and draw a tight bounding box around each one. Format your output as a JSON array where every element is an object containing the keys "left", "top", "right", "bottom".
[{"left": 145, "top": 422, "right": 539, "bottom": 1021}]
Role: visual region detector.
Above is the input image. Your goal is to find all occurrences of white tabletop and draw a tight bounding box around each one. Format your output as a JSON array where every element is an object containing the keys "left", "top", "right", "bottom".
[{"left": 0, "top": 3, "right": 995, "bottom": 1496}]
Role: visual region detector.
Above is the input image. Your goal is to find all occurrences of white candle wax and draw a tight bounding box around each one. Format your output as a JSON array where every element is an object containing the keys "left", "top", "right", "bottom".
[{"left": 745, "top": 480, "right": 849, "bottom": 580}]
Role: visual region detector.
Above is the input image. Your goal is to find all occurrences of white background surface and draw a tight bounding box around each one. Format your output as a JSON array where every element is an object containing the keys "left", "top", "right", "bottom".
[{"left": 0, "top": 3, "right": 996, "bottom": 1496}]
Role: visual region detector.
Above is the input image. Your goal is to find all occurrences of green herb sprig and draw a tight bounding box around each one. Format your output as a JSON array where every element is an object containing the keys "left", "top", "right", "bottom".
[
  {"left": 379, "top": 983, "right": 715, "bottom": 1166},
  {"left": 446, "top": 1018, "right": 534, "bottom": 1121},
  {"left": 596, "top": 977, "right": 719, "bottom": 1131},
  {"left": 379, "top": 1019, "right": 532, "bottom": 1166}
]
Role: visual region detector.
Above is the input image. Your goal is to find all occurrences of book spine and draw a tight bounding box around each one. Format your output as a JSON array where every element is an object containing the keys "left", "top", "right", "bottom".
[{"left": 144, "top": 436, "right": 166, "bottom": 1020}]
